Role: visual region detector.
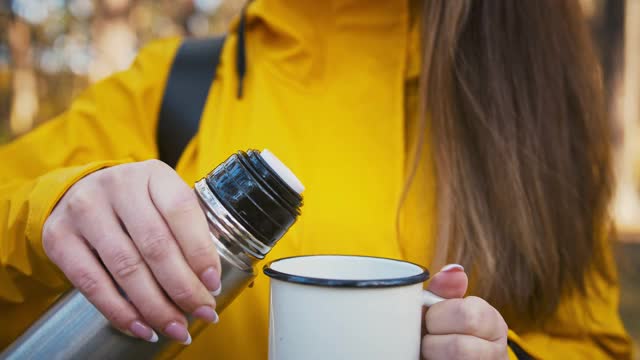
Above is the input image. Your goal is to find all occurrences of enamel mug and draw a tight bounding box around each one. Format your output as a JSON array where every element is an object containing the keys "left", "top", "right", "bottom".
[{"left": 263, "top": 255, "right": 445, "bottom": 360}]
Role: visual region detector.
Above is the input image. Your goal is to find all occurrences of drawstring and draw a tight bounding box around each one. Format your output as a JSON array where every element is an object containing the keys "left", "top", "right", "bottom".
[{"left": 236, "top": 9, "right": 247, "bottom": 99}]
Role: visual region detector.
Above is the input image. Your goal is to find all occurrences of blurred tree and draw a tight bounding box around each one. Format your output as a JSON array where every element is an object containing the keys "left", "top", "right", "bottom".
[
  {"left": 614, "top": 0, "right": 640, "bottom": 234},
  {"left": 8, "top": 16, "right": 37, "bottom": 135},
  {"left": 90, "top": 0, "right": 136, "bottom": 81}
]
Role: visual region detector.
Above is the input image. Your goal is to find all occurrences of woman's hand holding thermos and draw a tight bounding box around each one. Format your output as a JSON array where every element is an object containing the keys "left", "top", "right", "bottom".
[{"left": 42, "top": 160, "right": 221, "bottom": 344}]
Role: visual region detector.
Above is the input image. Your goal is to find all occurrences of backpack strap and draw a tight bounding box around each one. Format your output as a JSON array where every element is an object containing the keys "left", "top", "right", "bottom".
[{"left": 157, "top": 36, "right": 226, "bottom": 168}]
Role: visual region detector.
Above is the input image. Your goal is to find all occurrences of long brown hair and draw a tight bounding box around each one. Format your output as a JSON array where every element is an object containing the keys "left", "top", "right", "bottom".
[{"left": 421, "top": 0, "right": 613, "bottom": 327}]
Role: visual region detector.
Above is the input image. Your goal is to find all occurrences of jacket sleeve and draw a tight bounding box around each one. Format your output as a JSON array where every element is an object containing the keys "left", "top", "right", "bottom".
[
  {"left": 506, "top": 242, "right": 633, "bottom": 359},
  {"left": 0, "top": 37, "right": 181, "bottom": 304}
]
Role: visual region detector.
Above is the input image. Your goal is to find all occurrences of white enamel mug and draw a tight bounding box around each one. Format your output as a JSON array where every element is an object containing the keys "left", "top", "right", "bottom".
[{"left": 263, "top": 255, "right": 445, "bottom": 360}]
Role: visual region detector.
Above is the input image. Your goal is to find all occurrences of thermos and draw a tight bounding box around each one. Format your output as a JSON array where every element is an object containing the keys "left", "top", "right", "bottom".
[{"left": 0, "top": 149, "right": 304, "bottom": 360}]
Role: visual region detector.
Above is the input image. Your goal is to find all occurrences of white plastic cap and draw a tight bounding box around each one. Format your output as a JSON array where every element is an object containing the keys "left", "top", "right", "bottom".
[{"left": 260, "top": 149, "right": 305, "bottom": 194}]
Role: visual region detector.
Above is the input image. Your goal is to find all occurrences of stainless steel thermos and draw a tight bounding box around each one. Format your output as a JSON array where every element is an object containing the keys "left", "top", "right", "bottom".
[{"left": 0, "top": 149, "right": 304, "bottom": 360}]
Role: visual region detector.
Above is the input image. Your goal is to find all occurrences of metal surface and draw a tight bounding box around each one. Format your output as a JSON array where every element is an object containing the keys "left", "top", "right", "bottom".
[
  {"left": 1, "top": 255, "right": 256, "bottom": 360},
  {"left": 1, "top": 180, "right": 262, "bottom": 360},
  {"left": 0, "top": 290, "right": 156, "bottom": 360}
]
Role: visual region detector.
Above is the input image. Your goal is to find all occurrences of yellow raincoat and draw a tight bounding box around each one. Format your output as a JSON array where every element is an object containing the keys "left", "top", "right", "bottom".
[{"left": 0, "top": 0, "right": 632, "bottom": 358}]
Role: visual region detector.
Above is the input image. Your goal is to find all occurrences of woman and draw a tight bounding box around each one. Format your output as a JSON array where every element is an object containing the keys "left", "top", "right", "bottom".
[{"left": 0, "top": 0, "right": 632, "bottom": 358}]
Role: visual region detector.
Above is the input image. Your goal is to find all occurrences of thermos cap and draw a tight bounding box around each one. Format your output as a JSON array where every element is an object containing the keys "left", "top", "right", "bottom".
[
  {"left": 205, "top": 149, "right": 303, "bottom": 249},
  {"left": 260, "top": 149, "right": 305, "bottom": 194}
]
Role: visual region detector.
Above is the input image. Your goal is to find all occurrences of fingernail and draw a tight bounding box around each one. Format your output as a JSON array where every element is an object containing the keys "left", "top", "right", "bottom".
[
  {"left": 440, "top": 264, "right": 464, "bottom": 273},
  {"left": 212, "top": 283, "right": 222, "bottom": 297},
  {"left": 129, "top": 321, "right": 159, "bottom": 343},
  {"left": 164, "top": 322, "right": 191, "bottom": 345},
  {"left": 192, "top": 305, "right": 219, "bottom": 323},
  {"left": 200, "top": 267, "right": 221, "bottom": 294}
]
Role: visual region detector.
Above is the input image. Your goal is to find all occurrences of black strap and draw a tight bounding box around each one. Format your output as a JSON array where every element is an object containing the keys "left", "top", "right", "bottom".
[
  {"left": 157, "top": 36, "right": 226, "bottom": 168},
  {"left": 508, "top": 339, "right": 534, "bottom": 360}
]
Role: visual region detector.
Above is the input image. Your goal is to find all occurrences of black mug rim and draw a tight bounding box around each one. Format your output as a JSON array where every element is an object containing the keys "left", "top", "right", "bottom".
[{"left": 263, "top": 254, "right": 430, "bottom": 288}]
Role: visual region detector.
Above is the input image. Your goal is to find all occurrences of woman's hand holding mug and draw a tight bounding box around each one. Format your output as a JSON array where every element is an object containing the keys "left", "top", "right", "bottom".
[{"left": 422, "top": 264, "right": 509, "bottom": 360}]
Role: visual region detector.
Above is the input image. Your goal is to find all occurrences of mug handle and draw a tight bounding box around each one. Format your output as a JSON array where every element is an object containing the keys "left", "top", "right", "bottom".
[{"left": 422, "top": 290, "right": 446, "bottom": 307}]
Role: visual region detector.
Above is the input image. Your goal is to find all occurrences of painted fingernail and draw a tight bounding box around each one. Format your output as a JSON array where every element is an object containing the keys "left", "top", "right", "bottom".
[
  {"left": 440, "top": 264, "right": 464, "bottom": 273},
  {"left": 192, "top": 306, "right": 219, "bottom": 323},
  {"left": 129, "top": 321, "right": 159, "bottom": 343},
  {"left": 212, "top": 283, "right": 222, "bottom": 297},
  {"left": 200, "top": 267, "right": 221, "bottom": 294},
  {"left": 164, "top": 322, "right": 191, "bottom": 345}
]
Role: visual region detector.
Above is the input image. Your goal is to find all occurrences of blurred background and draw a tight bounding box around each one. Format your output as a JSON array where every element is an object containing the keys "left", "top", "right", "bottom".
[
  {"left": 0, "top": 0, "right": 247, "bottom": 140},
  {"left": 0, "top": 0, "right": 638, "bottom": 356}
]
